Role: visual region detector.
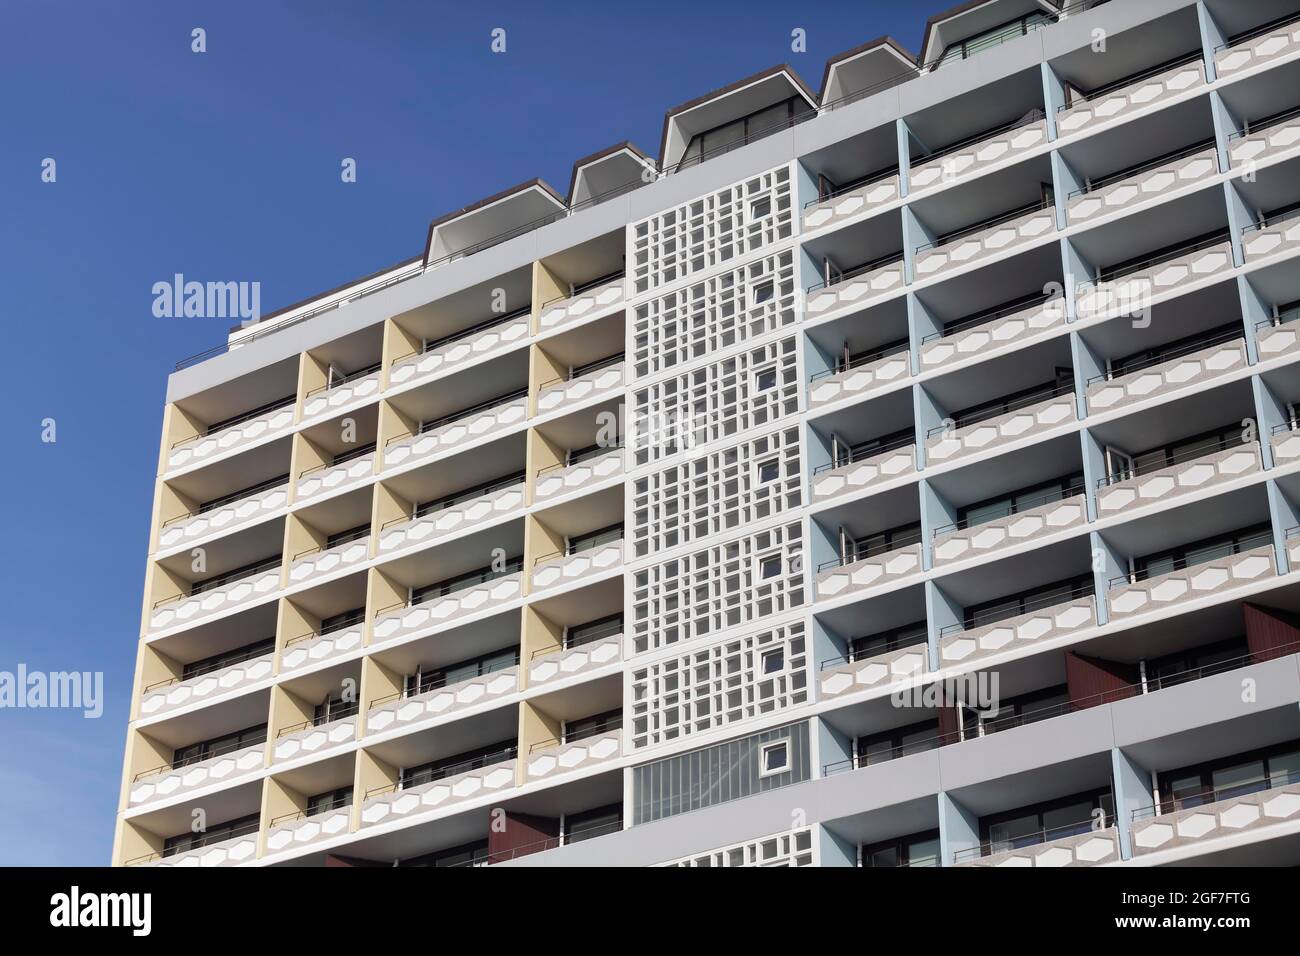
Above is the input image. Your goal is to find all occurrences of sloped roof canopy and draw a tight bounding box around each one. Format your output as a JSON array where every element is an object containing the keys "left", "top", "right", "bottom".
[
  {"left": 424, "top": 180, "right": 567, "bottom": 265},
  {"left": 659, "top": 66, "right": 817, "bottom": 172},
  {"left": 920, "top": 0, "right": 1060, "bottom": 66},
  {"left": 820, "top": 38, "right": 918, "bottom": 106},
  {"left": 568, "top": 142, "right": 655, "bottom": 207}
]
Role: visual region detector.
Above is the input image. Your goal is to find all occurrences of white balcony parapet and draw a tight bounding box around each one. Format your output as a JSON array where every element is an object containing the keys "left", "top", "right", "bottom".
[
  {"left": 377, "top": 482, "right": 525, "bottom": 555},
  {"left": 940, "top": 596, "right": 1096, "bottom": 666},
  {"left": 531, "top": 540, "right": 624, "bottom": 592},
  {"left": 301, "top": 369, "right": 381, "bottom": 420},
  {"left": 366, "top": 667, "right": 519, "bottom": 735},
  {"left": 933, "top": 493, "right": 1087, "bottom": 566},
  {"left": 128, "top": 742, "right": 266, "bottom": 807},
  {"left": 914, "top": 204, "right": 1057, "bottom": 280},
  {"left": 279, "top": 624, "right": 364, "bottom": 673},
  {"left": 525, "top": 729, "right": 623, "bottom": 781},
  {"left": 296, "top": 451, "right": 375, "bottom": 503},
  {"left": 158, "top": 481, "right": 288, "bottom": 551},
  {"left": 1086, "top": 336, "right": 1247, "bottom": 414},
  {"left": 388, "top": 312, "right": 531, "bottom": 389},
  {"left": 926, "top": 391, "right": 1076, "bottom": 465},
  {"left": 537, "top": 276, "right": 625, "bottom": 333},
  {"left": 359, "top": 759, "right": 517, "bottom": 827},
  {"left": 1108, "top": 544, "right": 1277, "bottom": 620},
  {"left": 1243, "top": 213, "right": 1300, "bottom": 263},
  {"left": 818, "top": 644, "right": 928, "bottom": 700},
  {"left": 811, "top": 443, "right": 916, "bottom": 502},
  {"left": 149, "top": 565, "right": 281, "bottom": 632},
  {"left": 804, "top": 258, "right": 906, "bottom": 321},
  {"left": 1290, "top": 530, "right": 1300, "bottom": 568},
  {"left": 139, "top": 653, "right": 274, "bottom": 718},
  {"left": 527, "top": 634, "right": 623, "bottom": 687},
  {"left": 287, "top": 535, "right": 371, "bottom": 586},
  {"left": 802, "top": 172, "right": 900, "bottom": 232},
  {"left": 1230, "top": 112, "right": 1300, "bottom": 170},
  {"left": 1215, "top": 17, "right": 1300, "bottom": 78},
  {"left": 371, "top": 572, "right": 524, "bottom": 644},
  {"left": 815, "top": 542, "right": 923, "bottom": 601},
  {"left": 955, "top": 827, "right": 1120, "bottom": 867},
  {"left": 1131, "top": 781, "right": 1300, "bottom": 856},
  {"left": 167, "top": 401, "right": 296, "bottom": 472},
  {"left": 808, "top": 350, "right": 911, "bottom": 408},
  {"left": 382, "top": 395, "right": 529, "bottom": 472},
  {"left": 919, "top": 296, "right": 1066, "bottom": 371},
  {"left": 265, "top": 806, "right": 351, "bottom": 854},
  {"left": 535, "top": 360, "right": 625, "bottom": 415},
  {"left": 534, "top": 448, "right": 624, "bottom": 502},
  {"left": 1257, "top": 318, "right": 1300, "bottom": 364},
  {"left": 272, "top": 714, "right": 358, "bottom": 764},
  {"left": 1076, "top": 239, "right": 1233, "bottom": 319},
  {"left": 1273, "top": 424, "right": 1300, "bottom": 464},
  {"left": 1056, "top": 57, "right": 1206, "bottom": 137},
  {"left": 909, "top": 116, "right": 1048, "bottom": 194},
  {"left": 1067, "top": 146, "right": 1220, "bottom": 225},
  {"left": 138, "top": 831, "right": 259, "bottom": 868},
  {"left": 1096, "top": 443, "right": 1261, "bottom": 516}
]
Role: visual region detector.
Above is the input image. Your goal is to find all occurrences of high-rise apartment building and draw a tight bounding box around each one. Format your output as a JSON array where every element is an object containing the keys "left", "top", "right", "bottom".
[{"left": 114, "top": 0, "right": 1300, "bottom": 868}]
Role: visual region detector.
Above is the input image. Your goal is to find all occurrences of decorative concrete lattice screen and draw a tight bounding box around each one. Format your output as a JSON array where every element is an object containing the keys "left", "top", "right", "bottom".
[
  {"left": 630, "top": 619, "right": 808, "bottom": 749},
  {"left": 630, "top": 165, "right": 793, "bottom": 297},
  {"left": 632, "top": 521, "right": 804, "bottom": 654},
  {"left": 632, "top": 250, "right": 798, "bottom": 380},
  {"left": 664, "top": 828, "right": 814, "bottom": 867},
  {"left": 631, "top": 426, "right": 801, "bottom": 559},
  {"left": 631, "top": 336, "right": 800, "bottom": 469}
]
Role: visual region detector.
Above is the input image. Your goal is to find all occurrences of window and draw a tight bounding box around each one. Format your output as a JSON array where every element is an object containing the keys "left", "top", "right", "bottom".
[
  {"left": 981, "top": 788, "right": 1113, "bottom": 854},
  {"left": 964, "top": 574, "right": 1094, "bottom": 631},
  {"left": 400, "top": 839, "right": 490, "bottom": 868},
  {"left": 1134, "top": 523, "right": 1272, "bottom": 581},
  {"left": 863, "top": 829, "right": 941, "bottom": 868},
  {"left": 760, "top": 739, "right": 790, "bottom": 776},
  {"left": 756, "top": 458, "right": 780, "bottom": 483},
  {"left": 758, "top": 554, "right": 782, "bottom": 579},
  {"left": 163, "top": 813, "right": 260, "bottom": 857},
  {"left": 172, "top": 724, "right": 267, "bottom": 768},
  {"left": 754, "top": 366, "right": 778, "bottom": 391},
  {"left": 1157, "top": 741, "right": 1300, "bottom": 813},
  {"left": 857, "top": 719, "right": 941, "bottom": 766},
  {"left": 750, "top": 279, "right": 774, "bottom": 305},
  {"left": 313, "top": 693, "right": 358, "bottom": 725},
  {"left": 306, "top": 786, "right": 352, "bottom": 816},
  {"left": 567, "top": 522, "right": 624, "bottom": 555},
  {"left": 562, "top": 708, "right": 622, "bottom": 744},
  {"left": 180, "top": 636, "right": 275, "bottom": 681},
  {"left": 760, "top": 647, "right": 785, "bottom": 674},
  {"left": 750, "top": 196, "right": 772, "bottom": 220},
  {"left": 326, "top": 523, "right": 370, "bottom": 549},
  {"left": 565, "top": 803, "right": 623, "bottom": 845},
  {"left": 320, "top": 606, "right": 365, "bottom": 635},
  {"left": 400, "top": 740, "right": 517, "bottom": 790},
  {"left": 848, "top": 621, "right": 928, "bottom": 662},
  {"left": 565, "top": 612, "right": 624, "bottom": 649},
  {"left": 403, "top": 646, "right": 519, "bottom": 697}
]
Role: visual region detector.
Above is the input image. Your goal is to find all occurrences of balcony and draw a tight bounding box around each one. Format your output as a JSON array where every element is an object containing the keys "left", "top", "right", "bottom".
[
  {"left": 815, "top": 539, "right": 923, "bottom": 603},
  {"left": 1131, "top": 773, "right": 1300, "bottom": 857},
  {"left": 265, "top": 805, "right": 351, "bottom": 854},
  {"left": 129, "top": 824, "right": 260, "bottom": 868},
  {"left": 359, "top": 752, "right": 517, "bottom": 827},
  {"left": 1229, "top": 106, "right": 1300, "bottom": 170},
  {"left": 925, "top": 384, "right": 1076, "bottom": 466},
  {"left": 812, "top": 437, "right": 916, "bottom": 503},
  {"left": 536, "top": 273, "right": 626, "bottom": 335},
  {"left": 148, "top": 558, "right": 282, "bottom": 633},
  {"left": 939, "top": 594, "right": 1096, "bottom": 666},
  {"left": 1215, "top": 13, "right": 1300, "bottom": 79},
  {"left": 1107, "top": 543, "right": 1277, "bottom": 620},
  {"left": 382, "top": 390, "right": 529, "bottom": 472},
  {"left": 366, "top": 666, "right": 519, "bottom": 735},
  {"left": 167, "top": 397, "right": 296, "bottom": 472},
  {"left": 919, "top": 293, "right": 1066, "bottom": 372},
  {"left": 1086, "top": 328, "right": 1247, "bottom": 415},
  {"left": 1274, "top": 421, "right": 1300, "bottom": 464},
  {"left": 818, "top": 643, "right": 928, "bottom": 700},
  {"left": 128, "top": 740, "right": 266, "bottom": 807},
  {"left": 158, "top": 475, "right": 289, "bottom": 551},
  {"left": 933, "top": 484, "right": 1087, "bottom": 566},
  {"left": 534, "top": 446, "right": 624, "bottom": 503},
  {"left": 1056, "top": 54, "right": 1206, "bottom": 138},
  {"left": 377, "top": 476, "right": 525, "bottom": 556},
  {"left": 371, "top": 566, "right": 524, "bottom": 645},
  {"left": 388, "top": 309, "right": 530, "bottom": 390},
  {"left": 139, "top": 651, "right": 274, "bottom": 718},
  {"left": 802, "top": 169, "right": 900, "bottom": 233},
  {"left": 808, "top": 343, "right": 911, "bottom": 409},
  {"left": 280, "top": 619, "right": 364, "bottom": 673},
  {"left": 535, "top": 356, "right": 625, "bottom": 417},
  {"left": 1096, "top": 439, "right": 1261, "bottom": 517},
  {"left": 1242, "top": 206, "right": 1300, "bottom": 263},
  {"left": 527, "top": 631, "right": 623, "bottom": 687},
  {"left": 952, "top": 823, "right": 1120, "bottom": 868},
  {"left": 804, "top": 254, "right": 906, "bottom": 321},
  {"left": 1257, "top": 312, "right": 1300, "bottom": 364},
  {"left": 914, "top": 201, "right": 1056, "bottom": 281},
  {"left": 530, "top": 536, "right": 624, "bottom": 594},
  {"left": 296, "top": 446, "right": 375, "bottom": 503},
  {"left": 272, "top": 711, "right": 359, "bottom": 764},
  {"left": 525, "top": 727, "right": 623, "bottom": 782},
  {"left": 1075, "top": 234, "right": 1234, "bottom": 320},
  {"left": 909, "top": 112, "right": 1048, "bottom": 195},
  {"left": 287, "top": 533, "right": 371, "bottom": 587},
  {"left": 301, "top": 363, "right": 381, "bottom": 420},
  {"left": 1067, "top": 143, "right": 1220, "bottom": 226}
]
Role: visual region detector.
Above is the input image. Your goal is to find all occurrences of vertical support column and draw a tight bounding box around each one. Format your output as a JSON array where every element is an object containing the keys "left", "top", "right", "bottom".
[
  {"left": 811, "top": 615, "right": 849, "bottom": 674},
  {"left": 938, "top": 791, "right": 979, "bottom": 866},
  {"left": 1089, "top": 530, "right": 1124, "bottom": 626},
  {"left": 896, "top": 118, "right": 913, "bottom": 198},
  {"left": 1040, "top": 62, "right": 1065, "bottom": 140},
  {"left": 907, "top": 292, "right": 940, "bottom": 375},
  {"left": 1069, "top": 329, "right": 1103, "bottom": 421},
  {"left": 925, "top": 579, "right": 962, "bottom": 672},
  {"left": 1196, "top": 1, "right": 1228, "bottom": 82},
  {"left": 807, "top": 510, "right": 841, "bottom": 584},
  {"left": 1050, "top": 151, "right": 1082, "bottom": 230},
  {"left": 1208, "top": 90, "right": 1240, "bottom": 175},
  {"left": 1238, "top": 275, "right": 1271, "bottom": 367},
  {"left": 814, "top": 715, "right": 853, "bottom": 777},
  {"left": 913, "top": 383, "right": 944, "bottom": 471},
  {"left": 1111, "top": 748, "right": 1154, "bottom": 860},
  {"left": 1222, "top": 179, "right": 1254, "bottom": 269},
  {"left": 1078, "top": 428, "right": 1107, "bottom": 522},
  {"left": 901, "top": 206, "right": 935, "bottom": 286},
  {"left": 1251, "top": 373, "right": 1284, "bottom": 469},
  {"left": 1265, "top": 479, "right": 1297, "bottom": 574},
  {"left": 1059, "top": 238, "right": 1092, "bottom": 325},
  {"left": 919, "top": 478, "right": 956, "bottom": 572},
  {"left": 815, "top": 823, "right": 857, "bottom": 866}
]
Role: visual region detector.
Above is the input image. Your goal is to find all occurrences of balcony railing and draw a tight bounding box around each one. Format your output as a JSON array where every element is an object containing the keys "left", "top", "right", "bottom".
[
  {"left": 359, "top": 750, "right": 518, "bottom": 826},
  {"left": 1132, "top": 769, "right": 1300, "bottom": 856},
  {"left": 1242, "top": 204, "right": 1300, "bottom": 262},
  {"left": 1056, "top": 53, "right": 1206, "bottom": 136},
  {"left": 1086, "top": 328, "right": 1247, "bottom": 415},
  {"left": 166, "top": 396, "right": 296, "bottom": 471},
  {"left": 802, "top": 167, "right": 901, "bottom": 231},
  {"left": 914, "top": 199, "right": 1057, "bottom": 279},
  {"left": 366, "top": 664, "right": 519, "bottom": 733},
  {"left": 952, "top": 816, "right": 1117, "bottom": 867},
  {"left": 140, "top": 650, "right": 275, "bottom": 717},
  {"left": 1215, "top": 11, "right": 1300, "bottom": 79},
  {"left": 909, "top": 110, "right": 1049, "bottom": 194},
  {"left": 149, "top": 559, "right": 282, "bottom": 631},
  {"left": 536, "top": 355, "right": 626, "bottom": 415},
  {"left": 389, "top": 308, "right": 532, "bottom": 390},
  {"left": 1096, "top": 437, "right": 1259, "bottom": 515},
  {"left": 382, "top": 389, "right": 529, "bottom": 471},
  {"left": 807, "top": 342, "right": 911, "bottom": 407},
  {"left": 1107, "top": 540, "right": 1276, "bottom": 619},
  {"left": 1067, "top": 142, "right": 1220, "bottom": 225},
  {"left": 377, "top": 475, "right": 526, "bottom": 554},
  {"left": 126, "top": 821, "right": 262, "bottom": 867},
  {"left": 537, "top": 273, "right": 626, "bottom": 333}
]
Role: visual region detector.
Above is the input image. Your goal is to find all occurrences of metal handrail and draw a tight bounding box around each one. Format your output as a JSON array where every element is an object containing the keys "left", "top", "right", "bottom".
[
  {"left": 819, "top": 637, "right": 928, "bottom": 671},
  {"left": 529, "top": 622, "right": 625, "bottom": 659},
  {"left": 365, "top": 747, "right": 519, "bottom": 799},
  {"left": 938, "top": 588, "right": 1094, "bottom": 638},
  {"left": 134, "top": 733, "right": 268, "bottom": 781},
  {"left": 911, "top": 110, "right": 1045, "bottom": 169},
  {"left": 1134, "top": 769, "right": 1300, "bottom": 821},
  {"left": 1057, "top": 51, "right": 1204, "bottom": 111},
  {"left": 816, "top": 530, "right": 922, "bottom": 574},
  {"left": 920, "top": 292, "right": 1062, "bottom": 344},
  {"left": 1067, "top": 139, "right": 1218, "bottom": 199},
  {"left": 126, "top": 820, "right": 263, "bottom": 865},
  {"left": 805, "top": 251, "right": 903, "bottom": 295},
  {"left": 933, "top": 482, "right": 1085, "bottom": 536},
  {"left": 143, "top": 645, "right": 274, "bottom": 693},
  {"left": 306, "top": 360, "right": 382, "bottom": 397},
  {"left": 1106, "top": 533, "right": 1273, "bottom": 589},
  {"left": 368, "top": 659, "right": 519, "bottom": 709},
  {"left": 384, "top": 388, "right": 529, "bottom": 447},
  {"left": 447, "top": 819, "right": 625, "bottom": 866},
  {"left": 808, "top": 341, "right": 909, "bottom": 382},
  {"left": 392, "top": 306, "right": 531, "bottom": 365},
  {"left": 915, "top": 198, "right": 1053, "bottom": 254},
  {"left": 298, "top": 442, "right": 376, "bottom": 479},
  {"left": 270, "top": 800, "right": 351, "bottom": 828},
  {"left": 803, "top": 166, "right": 899, "bottom": 210},
  {"left": 292, "top": 529, "right": 370, "bottom": 563},
  {"left": 529, "top": 719, "right": 623, "bottom": 753},
  {"left": 162, "top": 475, "right": 290, "bottom": 527},
  {"left": 536, "top": 442, "right": 624, "bottom": 476},
  {"left": 1228, "top": 104, "right": 1300, "bottom": 143},
  {"left": 171, "top": 396, "right": 296, "bottom": 447},
  {"left": 538, "top": 353, "right": 626, "bottom": 391},
  {"left": 286, "top": 613, "right": 365, "bottom": 648},
  {"left": 380, "top": 474, "right": 525, "bottom": 532},
  {"left": 924, "top": 380, "right": 1074, "bottom": 438},
  {"left": 1096, "top": 435, "right": 1251, "bottom": 488},
  {"left": 277, "top": 704, "right": 360, "bottom": 738},
  {"left": 533, "top": 533, "right": 625, "bottom": 567},
  {"left": 813, "top": 433, "right": 914, "bottom": 474},
  {"left": 952, "top": 815, "right": 1115, "bottom": 863},
  {"left": 153, "top": 557, "right": 281, "bottom": 608},
  {"left": 1084, "top": 326, "right": 1244, "bottom": 386},
  {"left": 540, "top": 271, "right": 626, "bottom": 310},
  {"left": 1242, "top": 203, "right": 1300, "bottom": 234},
  {"left": 1214, "top": 10, "right": 1300, "bottom": 52},
  {"left": 1095, "top": 230, "right": 1231, "bottom": 282}
]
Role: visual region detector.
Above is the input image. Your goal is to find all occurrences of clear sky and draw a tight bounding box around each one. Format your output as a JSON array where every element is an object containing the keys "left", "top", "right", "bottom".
[{"left": 0, "top": 0, "right": 927, "bottom": 865}]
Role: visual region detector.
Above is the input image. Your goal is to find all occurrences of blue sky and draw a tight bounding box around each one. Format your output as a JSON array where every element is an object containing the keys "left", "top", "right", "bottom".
[{"left": 0, "top": 0, "right": 926, "bottom": 865}]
